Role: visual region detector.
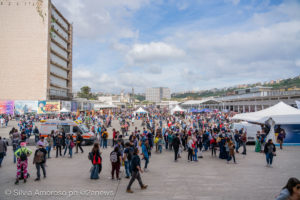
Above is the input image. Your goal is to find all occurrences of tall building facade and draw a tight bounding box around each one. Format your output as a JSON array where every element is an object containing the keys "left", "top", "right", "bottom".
[
  {"left": 146, "top": 87, "right": 171, "bottom": 102},
  {"left": 0, "top": 0, "right": 72, "bottom": 100}
]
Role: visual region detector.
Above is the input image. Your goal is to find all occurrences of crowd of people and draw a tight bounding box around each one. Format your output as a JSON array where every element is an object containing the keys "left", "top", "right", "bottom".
[{"left": 0, "top": 109, "right": 297, "bottom": 198}]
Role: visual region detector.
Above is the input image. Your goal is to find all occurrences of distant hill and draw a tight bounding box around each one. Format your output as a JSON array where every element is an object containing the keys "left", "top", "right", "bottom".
[{"left": 172, "top": 75, "right": 300, "bottom": 99}]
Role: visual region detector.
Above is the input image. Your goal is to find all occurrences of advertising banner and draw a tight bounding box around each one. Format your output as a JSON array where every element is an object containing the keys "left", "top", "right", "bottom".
[
  {"left": 71, "top": 101, "right": 78, "bottom": 112},
  {"left": 15, "top": 100, "right": 38, "bottom": 115},
  {"left": 0, "top": 100, "right": 14, "bottom": 115},
  {"left": 38, "top": 101, "right": 60, "bottom": 114}
]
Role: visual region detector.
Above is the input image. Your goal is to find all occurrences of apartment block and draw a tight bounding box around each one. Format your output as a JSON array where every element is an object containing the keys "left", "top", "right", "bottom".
[
  {"left": 146, "top": 87, "right": 171, "bottom": 102},
  {"left": 0, "top": 0, "right": 72, "bottom": 100}
]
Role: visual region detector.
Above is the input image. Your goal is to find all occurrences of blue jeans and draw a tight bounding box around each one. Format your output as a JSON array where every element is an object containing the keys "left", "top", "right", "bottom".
[
  {"left": 266, "top": 153, "right": 273, "bottom": 165},
  {"left": 235, "top": 141, "right": 240, "bottom": 152},
  {"left": 193, "top": 150, "right": 198, "bottom": 161},
  {"left": 46, "top": 146, "right": 51, "bottom": 158},
  {"left": 13, "top": 150, "right": 17, "bottom": 163},
  {"left": 158, "top": 145, "right": 162, "bottom": 153},
  {"left": 103, "top": 139, "right": 107, "bottom": 148},
  {"left": 64, "top": 146, "right": 72, "bottom": 157},
  {"left": 124, "top": 160, "right": 131, "bottom": 177},
  {"left": 0, "top": 152, "right": 4, "bottom": 166},
  {"left": 144, "top": 157, "right": 149, "bottom": 169}
]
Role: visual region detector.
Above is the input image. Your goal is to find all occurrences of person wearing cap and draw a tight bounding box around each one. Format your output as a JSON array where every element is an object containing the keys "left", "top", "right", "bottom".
[
  {"left": 14, "top": 142, "right": 32, "bottom": 184},
  {"left": 33, "top": 141, "right": 47, "bottom": 181}
]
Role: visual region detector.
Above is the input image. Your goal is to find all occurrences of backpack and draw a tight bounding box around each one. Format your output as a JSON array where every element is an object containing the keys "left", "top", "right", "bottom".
[
  {"left": 70, "top": 141, "right": 75, "bottom": 148},
  {"left": 110, "top": 151, "right": 118, "bottom": 163},
  {"left": 20, "top": 149, "right": 28, "bottom": 161},
  {"left": 12, "top": 139, "right": 19, "bottom": 151},
  {"left": 92, "top": 154, "right": 101, "bottom": 165},
  {"left": 126, "top": 147, "right": 133, "bottom": 161},
  {"left": 34, "top": 149, "right": 44, "bottom": 163}
]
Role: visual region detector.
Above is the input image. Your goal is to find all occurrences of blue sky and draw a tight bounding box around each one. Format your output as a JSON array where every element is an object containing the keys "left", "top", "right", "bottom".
[{"left": 53, "top": 0, "right": 300, "bottom": 93}]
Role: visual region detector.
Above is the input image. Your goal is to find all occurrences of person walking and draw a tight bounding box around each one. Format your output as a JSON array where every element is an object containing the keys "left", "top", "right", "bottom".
[
  {"left": 64, "top": 135, "right": 74, "bottom": 158},
  {"left": 241, "top": 131, "right": 247, "bottom": 155},
  {"left": 0, "top": 137, "right": 7, "bottom": 167},
  {"left": 33, "top": 141, "right": 47, "bottom": 181},
  {"left": 33, "top": 126, "right": 40, "bottom": 144},
  {"left": 14, "top": 142, "right": 32, "bottom": 184},
  {"left": 101, "top": 129, "right": 108, "bottom": 149},
  {"left": 277, "top": 129, "right": 286, "bottom": 150},
  {"left": 187, "top": 136, "right": 193, "bottom": 162},
  {"left": 124, "top": 142, "right": 133, "bottom": 178},
  {"left": 55, "top": 133, "right": 63, "bottom": 158},
  {"left": 227, "top": 138, "right": 236, "bottom": 164},
  {"left": 264, "top": 139, "right": 276, "bottom": 168},
  {"left": 141, "top": 140, "right": 149, "bottom": 171},
  {"left": 172, "top": 133, "right": 181, "bottom": 162},
  {"left": 46, "top": 135, "right": 53, "bottom": 158},
  {"left": 12, "top": 133, "right": 20, "bottom": 164},
  {"left": 76, "top": 132, "right": 84, "bottom": 153},
  {"left": 88, "top": 143, "right": 102, "bottom": 179},
  {"left": 110, "top": 146, "right": 122, "bottom": 180},
  {"left": 126, "top": 148, "right": 148, "bottom": 193}
]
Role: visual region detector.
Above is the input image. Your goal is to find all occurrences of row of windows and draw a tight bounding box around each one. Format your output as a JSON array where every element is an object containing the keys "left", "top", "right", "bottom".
[
  {"left": 50, "top": 64, "right": 68, "bottom": 79},
  {"left": 50, "top": 42, "right": 68, "bottom": 59},
  {"left": 50, "top": 75, "right": 67, "bottom": 88},
  {"left": 51, "top": 31, "right": 68, "bottom": 49},
  {"left": 50, "top": 53, "right": 68, "bottom": 68},
  {"left": 51, "top": 22, "right": 69, "bottom": 40},
  {"left": 51, "top": 8, "right": 69, "bottom": 30}
]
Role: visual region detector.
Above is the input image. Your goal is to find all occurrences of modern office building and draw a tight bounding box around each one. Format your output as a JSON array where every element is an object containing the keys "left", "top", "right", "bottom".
[
  {"left": 0, "top": 0, "right": 72, "bottom": 100},
  {"left": 146, "top": 87, "right": 171, "bottom": 102}
]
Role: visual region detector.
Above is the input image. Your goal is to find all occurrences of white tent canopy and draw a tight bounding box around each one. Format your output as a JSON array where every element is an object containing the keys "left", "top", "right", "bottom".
[
  {"left": 133, "top": 107, "right": 148, "bottom": 115},
  {"left": 171, "top": 105, "right": 186, "bottom": 114},
  {"left": 232, "top": 102, "right": 300, "bottom": 124}
]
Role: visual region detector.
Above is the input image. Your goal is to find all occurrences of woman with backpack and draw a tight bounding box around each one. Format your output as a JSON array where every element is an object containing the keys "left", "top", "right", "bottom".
[
  {"left": 88, "top": 143, "right": 102, "bottom": 179},
  {"left": 110, "top": 146, "right": 122, "bottom": 180},
  {"left": 14, "top": 142, "right": 32, "bottom": 184}
]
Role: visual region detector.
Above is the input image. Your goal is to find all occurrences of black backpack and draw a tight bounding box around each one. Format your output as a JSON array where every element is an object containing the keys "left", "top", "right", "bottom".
[{"left": 20, "top": 149, "right": 27, "bottom": 161}]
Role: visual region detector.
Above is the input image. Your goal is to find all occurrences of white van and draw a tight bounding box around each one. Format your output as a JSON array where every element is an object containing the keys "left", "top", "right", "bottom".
[
  {"left": 40, "top": 120, "right": 95, "bottom": 145},
  {"left": 230, "top": 121, "right": 262, "bottom": 143}
]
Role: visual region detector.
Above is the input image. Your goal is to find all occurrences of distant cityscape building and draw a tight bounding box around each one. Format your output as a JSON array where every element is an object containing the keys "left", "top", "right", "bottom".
[
  {"left": 146, "top": 87, "right": 171, "bottom": 102},
  {"left": 0, "top": 0, "right": 72, "bottom": 100}
]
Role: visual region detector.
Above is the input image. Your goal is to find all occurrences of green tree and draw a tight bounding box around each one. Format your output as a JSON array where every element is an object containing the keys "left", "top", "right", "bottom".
[{"left": 77, "top": 86, "right": 97, "bottom": 100}]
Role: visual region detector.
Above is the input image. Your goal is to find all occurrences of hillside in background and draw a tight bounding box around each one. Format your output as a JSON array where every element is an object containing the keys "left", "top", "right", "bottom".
[{"left": 172, "top": 75, "right": 300, "bottom": 100}]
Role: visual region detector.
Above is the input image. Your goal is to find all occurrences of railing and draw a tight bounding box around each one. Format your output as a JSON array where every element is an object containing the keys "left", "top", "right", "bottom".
[{"left": 49, "top": 89, "right": 72, "bottom": 99}]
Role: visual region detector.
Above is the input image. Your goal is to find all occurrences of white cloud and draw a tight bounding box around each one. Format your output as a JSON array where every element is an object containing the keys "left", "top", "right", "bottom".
[{"left": 126, "top": 42, "right": 185, "bottom": 65}]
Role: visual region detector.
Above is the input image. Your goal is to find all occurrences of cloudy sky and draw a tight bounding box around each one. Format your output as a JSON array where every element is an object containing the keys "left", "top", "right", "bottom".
[{"left": 52, "top": 0, "right": 300, "bottom": 93}]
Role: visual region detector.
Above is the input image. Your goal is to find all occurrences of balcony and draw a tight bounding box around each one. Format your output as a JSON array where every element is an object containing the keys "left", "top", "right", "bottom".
[{"left": 48, "top": 89, "right": 72, "bottom": 100}]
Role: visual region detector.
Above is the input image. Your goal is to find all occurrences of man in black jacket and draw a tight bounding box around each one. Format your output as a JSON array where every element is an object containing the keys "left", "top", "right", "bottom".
[
  {"left": 76, "top": 132, "right": 84, "bottom": 153},
  {"left": 126, "top": 148, "right": 148, "bottom": 193},
  {"left": 172, "top": 133, "right": 181, "bottom": 162},
  {"left": 33, "top": 142, "right": 47, "bottom": 181}
]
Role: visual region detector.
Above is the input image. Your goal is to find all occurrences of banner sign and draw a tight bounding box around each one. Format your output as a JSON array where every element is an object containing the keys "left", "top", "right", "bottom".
[
  {"left": 38, "top": 101, "right": 60, "bottom": 114},
  {"left": 61, "top": 101, "right": 71, "bottom": 112},
  {"left": 0, "top": 100, "right": 14, "bottom": 115},
  {"left": 71, "top": 101, "right": 78, "bottom": 112},
  {"left": 15, "top": 100, "right": 38, "bottom": 115}
]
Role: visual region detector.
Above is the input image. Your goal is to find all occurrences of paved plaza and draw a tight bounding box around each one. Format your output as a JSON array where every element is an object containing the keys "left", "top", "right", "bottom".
[{"left": 0, "top": 121, "right": 300, "bottom": 200}]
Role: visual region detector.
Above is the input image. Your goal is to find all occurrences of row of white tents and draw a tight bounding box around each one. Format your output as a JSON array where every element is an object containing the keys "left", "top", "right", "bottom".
[{"left": 232, "top": 102, "right": 300, "bottom": 145}]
